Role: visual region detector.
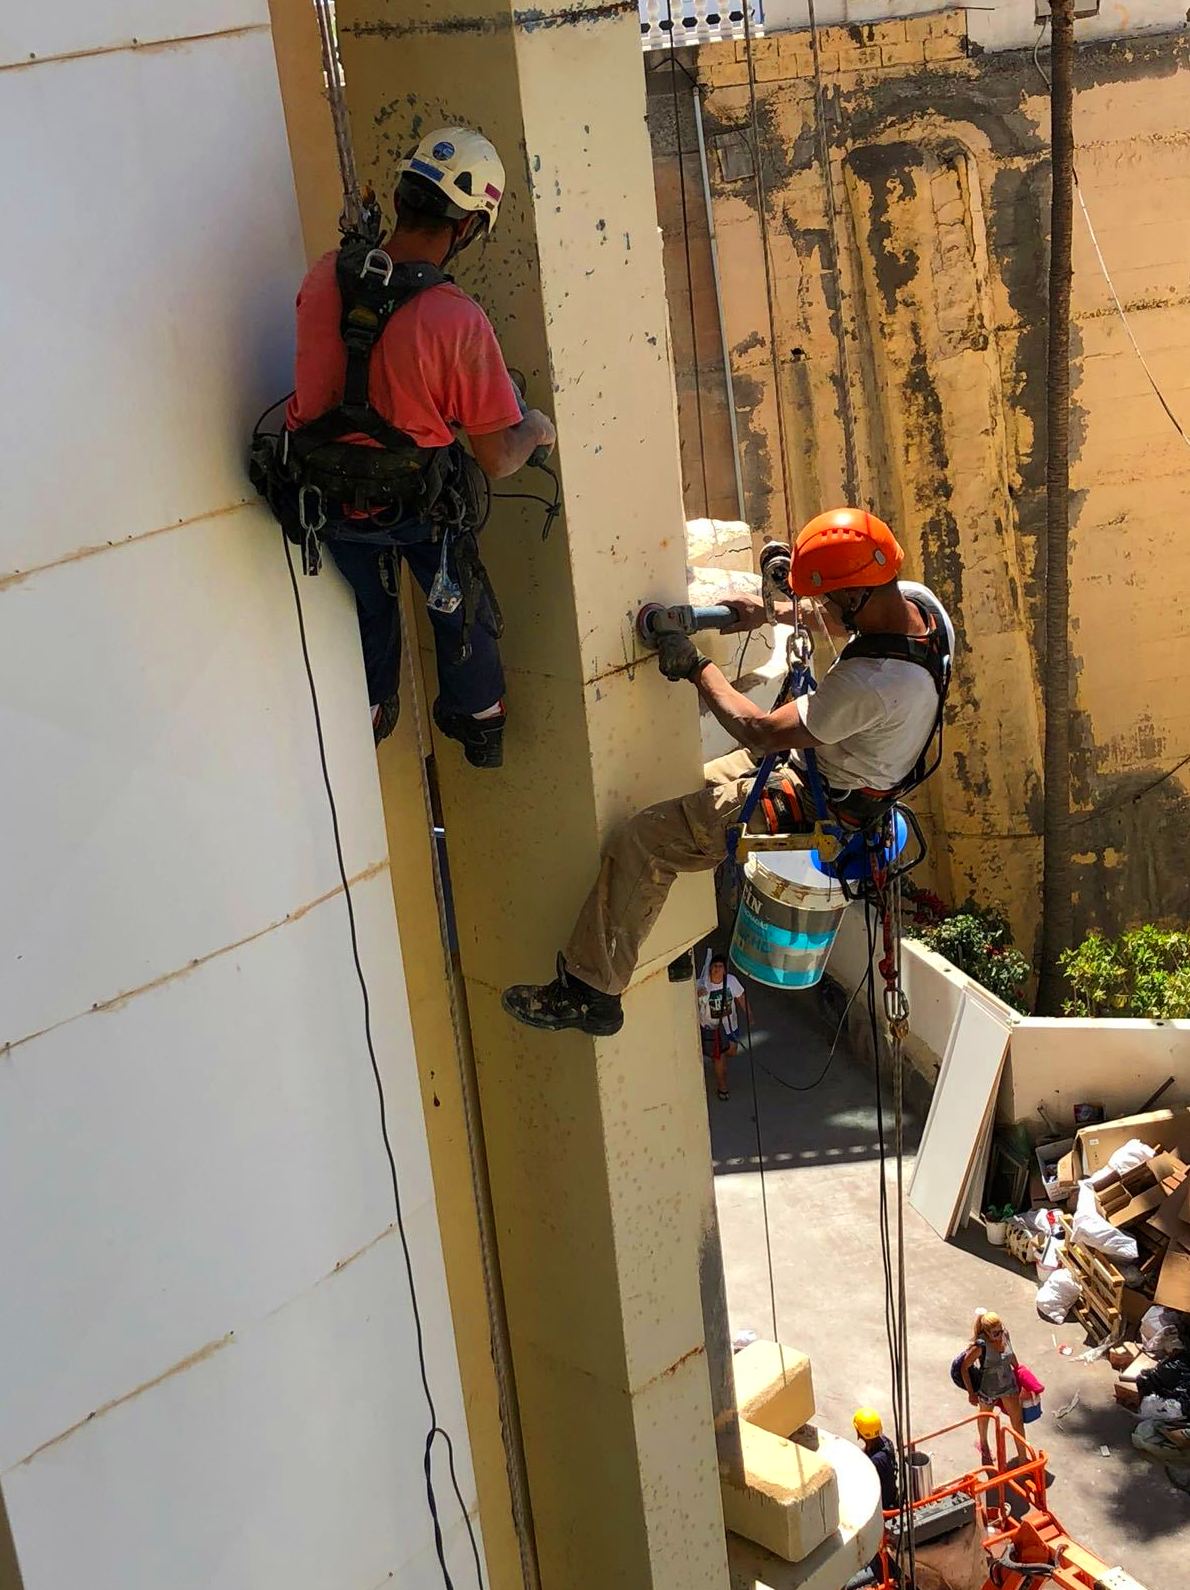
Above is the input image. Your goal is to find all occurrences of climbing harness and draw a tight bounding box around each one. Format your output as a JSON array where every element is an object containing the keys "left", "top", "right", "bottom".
[{"left": 248, "top": 239, "right": 502, "bottom": 664}]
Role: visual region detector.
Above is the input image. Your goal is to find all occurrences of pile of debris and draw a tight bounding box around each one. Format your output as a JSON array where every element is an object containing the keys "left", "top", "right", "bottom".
[{"left": 1044, "top": 1109, "right": 1190, "bottom": 1343}]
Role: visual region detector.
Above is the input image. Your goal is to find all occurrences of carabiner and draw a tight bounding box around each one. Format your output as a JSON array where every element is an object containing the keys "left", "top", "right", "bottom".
[
  {"left": 360, "top": 248, "right": 394, "bottom": 286},
  {"left": 298, "top": 484, "right": 326, "bottom": 534}
]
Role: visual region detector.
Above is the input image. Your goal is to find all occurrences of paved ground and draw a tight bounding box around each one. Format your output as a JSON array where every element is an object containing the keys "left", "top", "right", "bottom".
[{"left": 706, "top": 976, "right": 1189, "bottom": 1590}]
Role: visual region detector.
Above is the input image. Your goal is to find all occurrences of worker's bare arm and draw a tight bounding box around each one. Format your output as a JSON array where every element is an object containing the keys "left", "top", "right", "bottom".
[
  {"left": 694, "top": 662, "right": 821, "bottom": 757},
  {"left": 469, "top": 408, "right": 556, "bottom": 479}
]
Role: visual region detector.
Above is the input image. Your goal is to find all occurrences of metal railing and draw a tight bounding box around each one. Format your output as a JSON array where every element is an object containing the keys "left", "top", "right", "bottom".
[{"left": 639, "top": 0, "right": 765, "bottom": 49}]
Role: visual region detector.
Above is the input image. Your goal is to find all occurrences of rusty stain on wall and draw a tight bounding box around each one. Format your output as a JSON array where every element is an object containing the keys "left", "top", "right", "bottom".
[{"left": 650, "top": 18, "right": 1190, "bottom": 958}]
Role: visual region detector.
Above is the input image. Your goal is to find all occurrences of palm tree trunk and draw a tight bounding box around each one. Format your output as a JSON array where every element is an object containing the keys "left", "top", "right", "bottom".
[{"left": 1036, "top": 0, "right": 1077, "bottom": 1015}]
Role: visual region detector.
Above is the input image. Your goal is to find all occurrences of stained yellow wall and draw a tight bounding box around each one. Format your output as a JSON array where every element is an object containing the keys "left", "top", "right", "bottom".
[{"left": 652, "top": 20, "right": 1190, "bottom": 960}]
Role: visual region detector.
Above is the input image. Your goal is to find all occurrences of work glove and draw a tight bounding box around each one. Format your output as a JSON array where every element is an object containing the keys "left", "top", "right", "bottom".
[{"left": 656, "top": 630, "right": 708, "bottom": 682}]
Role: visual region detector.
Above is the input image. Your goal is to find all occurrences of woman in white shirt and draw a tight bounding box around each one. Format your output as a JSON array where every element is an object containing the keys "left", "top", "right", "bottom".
[{"left": 697, "top": 950, "right": 747, "bottom": 1101}]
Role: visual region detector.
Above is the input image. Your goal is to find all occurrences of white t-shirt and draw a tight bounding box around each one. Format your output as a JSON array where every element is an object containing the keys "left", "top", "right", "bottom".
[
  {"left": 698, "top": 973, "right": 745, "bottom": 1032},
  {"left": 797, "top": 582, "right": 955, "bottom": 792}
]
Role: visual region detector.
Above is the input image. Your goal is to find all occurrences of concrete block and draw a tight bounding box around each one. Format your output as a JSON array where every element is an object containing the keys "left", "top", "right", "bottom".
[
  {"left": 721, "top": 1421, "right": 839, "bottom": 1563},
  {"left": 733, "top": 1341, "right": 816, "bottom": 1436},
  {"left": 924, "top": 35, "right": 965, "bottom": 61},
  {"left": 756, "top": 55, "right": 789, "bottom": 82},
  {"left": 881, "top": 41, "right": 926, "bottom": 68},
  {"left": 727, "top": 1430, "right": 883, "bottom": 1588},
  {"left": 776, "top": 44, "right": 815, "bottom": 78},
  {"left": 840, "top": 44, "right": 883, "bottom": 71},
  {"left": 923, "top": 8, "right": 968, "bottom": 37},
  {"left": 703, "top": 59, "right": 751, "bottom": 89}
]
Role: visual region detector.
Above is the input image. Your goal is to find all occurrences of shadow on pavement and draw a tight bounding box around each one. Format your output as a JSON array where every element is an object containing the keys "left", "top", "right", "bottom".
[{"left": 704, "top": 970, "right": 923, "bottom": 1176}]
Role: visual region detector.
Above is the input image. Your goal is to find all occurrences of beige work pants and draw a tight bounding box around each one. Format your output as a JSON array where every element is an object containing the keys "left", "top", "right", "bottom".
[{"left": 563, "top": 750, "right": 808, "bottom": 997}]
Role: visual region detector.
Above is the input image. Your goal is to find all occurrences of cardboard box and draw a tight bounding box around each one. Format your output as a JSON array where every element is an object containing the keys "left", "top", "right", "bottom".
[
  {"left": 1114, "top": 1382, "right": 1141, "bottom": 1410},
  {"left": 1036, "top": 1137, "right": 1076, "bottom": 1200},
  {"left": 1153, "top": 1243, "right": 1190, "bottom": 1311},
  {"left": 1108, "top": 1344, "right": 1138, "bottom": 1371},
  {"left": 1121, "top": 1352, "right": 1157, "bottom": 1384},
  {"left": 1098, "top": 1153, "right": 1188, "bottom": 1228},
  {"left": 1146, "top": 1177, "right": 1190, "bottom": 1244},
  {"left": 1121, "top": 1286, "right": 1152, "bottom": 1328},
  {"left": 1056, "top": 1108, "right": 1190, "bottom": 1185}
]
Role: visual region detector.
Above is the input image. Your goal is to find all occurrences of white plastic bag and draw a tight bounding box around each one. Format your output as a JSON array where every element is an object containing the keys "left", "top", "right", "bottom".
[
  {"left": 1138, "top": 1394, "right": 1184, "bottom": 1421},
  {"left": 1036, "top": 1268, "right": 1081, "bottom": 1323},
  {"left": 1106, "top": 1139, "right": 1157, "bottom": 1176},
  {"left": 1072, "top": 1181, "right": 1139, "bottom": 1262},
  {"left": 1139, "top": 1305, "right": 1188, "bottom": 1360},
  {"left": 1035, "top": 1234, "right": 1065, "bottom": 1281}
]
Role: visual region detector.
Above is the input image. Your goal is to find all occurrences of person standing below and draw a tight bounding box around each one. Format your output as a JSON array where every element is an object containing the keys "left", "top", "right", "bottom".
[
  {"left": 697, "top": 951, "right": 747, "bottom": 1100},
  {"left": 853, "top": 1407, "right": 899, "bottom": 1509},
  {"left": 283, "top": 127, "right": 555, "bottom": 762},
  {"left": 853, "top": 1408, "right": 898, "bottom": 1579},
  {"left": 958, "top": 1309, "right": 1026, "bottom": 1468}
]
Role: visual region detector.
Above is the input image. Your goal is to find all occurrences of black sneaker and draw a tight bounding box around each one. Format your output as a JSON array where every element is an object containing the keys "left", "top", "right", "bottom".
[
  {"left": 434, "top": 700, "right": 505, "bottom": 768},
  {"left": 372, "top": 696, "right": 399, "bottom": 746},
  {"left": 502, "top": 954, "right": 624, "bottom": 1036},
  {"left": 667, "top": 951, "right": 695, "bottom": 983}
]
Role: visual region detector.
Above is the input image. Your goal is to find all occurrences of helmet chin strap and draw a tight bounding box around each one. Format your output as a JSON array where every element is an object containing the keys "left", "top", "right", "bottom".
[
  {"left": 829, "top": 588, "right": 873, "bottom": 632},
  {"left": 442, "top": 217, "right": 484, "bottom": 267}
]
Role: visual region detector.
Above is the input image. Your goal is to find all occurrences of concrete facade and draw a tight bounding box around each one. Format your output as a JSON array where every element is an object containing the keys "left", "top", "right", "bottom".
[
  {"left": 650, "top": 19, "right": 1190, "bottom": 960},
  {"left": 0, "top": 4, "right": 483, "bottom": 1587}
]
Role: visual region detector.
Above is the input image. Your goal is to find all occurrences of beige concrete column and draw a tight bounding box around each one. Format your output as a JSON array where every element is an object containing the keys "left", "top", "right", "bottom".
[{"left": 338, "top": 5, "right": 728, "bottom": 1588}]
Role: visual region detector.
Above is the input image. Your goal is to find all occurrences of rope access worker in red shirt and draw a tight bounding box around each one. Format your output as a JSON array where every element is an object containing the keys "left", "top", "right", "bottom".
[{"left": 279, "top": 128, "right": 555, "bottom": 765}]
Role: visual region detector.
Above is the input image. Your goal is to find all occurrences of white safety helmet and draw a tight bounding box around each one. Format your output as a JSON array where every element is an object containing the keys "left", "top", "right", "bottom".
[{"left": 396, "top": 126, "right": 505, "bottom": 235}]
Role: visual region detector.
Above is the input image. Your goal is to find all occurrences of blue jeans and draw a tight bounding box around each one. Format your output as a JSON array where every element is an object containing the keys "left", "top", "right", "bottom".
[{"left": 326, "top": 532, "right": 505, "bottom": 715}]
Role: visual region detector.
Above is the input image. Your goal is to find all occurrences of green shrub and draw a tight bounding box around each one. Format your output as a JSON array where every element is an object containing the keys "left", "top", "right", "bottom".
[
  {"left": 914, "top": 901, "right": 1030, "bottom": 1013},
  {"left": 1059, "top": 926, "right": 1190, "bottom": 1018}
]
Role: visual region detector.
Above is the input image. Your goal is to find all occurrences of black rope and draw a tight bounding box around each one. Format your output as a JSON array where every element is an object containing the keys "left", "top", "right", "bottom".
[
  {"left": 753, "top": 969, "right": 865, "bottom": 1093},
  {"left": 863, "top": 889, "right": 916, "bottom": 1585},
  {"left": 282, "top": 530, "right": 484, "bottom": 1590}
]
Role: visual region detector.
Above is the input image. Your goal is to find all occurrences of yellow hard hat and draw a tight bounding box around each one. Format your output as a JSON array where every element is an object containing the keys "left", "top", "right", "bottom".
[{"left": 853, "top": 1407, "right": 883, "bottom": 1440}]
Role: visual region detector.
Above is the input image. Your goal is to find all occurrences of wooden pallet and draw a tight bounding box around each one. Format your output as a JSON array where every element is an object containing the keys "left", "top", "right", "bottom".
[
  {"left": 1057, "top": 1215, "right": 1128, "bottom": 1340},
  {"left": 1057, "top": 1215, "right": 1125, "bottom": 1311}
]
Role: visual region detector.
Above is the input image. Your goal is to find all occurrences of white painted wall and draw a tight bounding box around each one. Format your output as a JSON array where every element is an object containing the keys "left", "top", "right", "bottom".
[
  {"left": 761, "top": 0, "right": 1187, "bottom": 52},
  {"left": 1005, "top": 1018, "right": 1189, "bottom": 1127},
  {"left": 827, "top": 907, "right": 1190, "bottom": 1131},
  {"left": 0, "top": 8, "right": 483, "bottom": 1588}
]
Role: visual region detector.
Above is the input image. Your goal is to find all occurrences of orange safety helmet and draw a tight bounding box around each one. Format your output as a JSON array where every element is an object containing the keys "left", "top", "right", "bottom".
[{"left": 790, "top": 508, "right": 904, "bottom": 597}]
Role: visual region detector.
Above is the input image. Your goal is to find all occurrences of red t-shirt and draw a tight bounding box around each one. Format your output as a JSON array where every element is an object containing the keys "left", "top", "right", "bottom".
[{"left": 285, "top": 249, "right": 522, "bottom": 448}]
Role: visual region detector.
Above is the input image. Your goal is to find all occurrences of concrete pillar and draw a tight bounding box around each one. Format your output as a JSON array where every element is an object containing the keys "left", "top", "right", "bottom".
[{"left": 337, "top": 4, "right": 728, "bottom": 1587}]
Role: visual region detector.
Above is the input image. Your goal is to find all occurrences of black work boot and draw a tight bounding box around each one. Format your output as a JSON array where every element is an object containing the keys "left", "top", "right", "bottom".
[
  {"left": 502, "top": 954, "right": 624, "bottom": 1037},
  {"left": 372, "top": 696, "right": 400, "bottom": 746},
  {"left": 433, "top": 700, "right": 505, "bottom": 769},
  {"left": 667, "top": 951, "right": 695, "bottom": 983}
]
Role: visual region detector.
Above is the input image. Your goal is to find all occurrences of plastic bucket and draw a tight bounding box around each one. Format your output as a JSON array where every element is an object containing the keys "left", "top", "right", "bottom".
[
  {"left": 729, "top": 814, "right": 909, "bottom": 991},
  {"left": 730, "top": 848, "right": 850, "bottom": 990}
]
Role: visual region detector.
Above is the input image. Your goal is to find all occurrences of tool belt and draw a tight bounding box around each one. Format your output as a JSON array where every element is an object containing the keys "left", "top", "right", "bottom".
[{"left": 755, "top": 769, "right": 894, "bottom": 836}]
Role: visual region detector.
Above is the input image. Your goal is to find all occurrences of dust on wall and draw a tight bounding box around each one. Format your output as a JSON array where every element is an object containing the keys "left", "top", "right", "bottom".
[{"left": 649, "top": 17, "right": 1190, "bottom": 961}]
